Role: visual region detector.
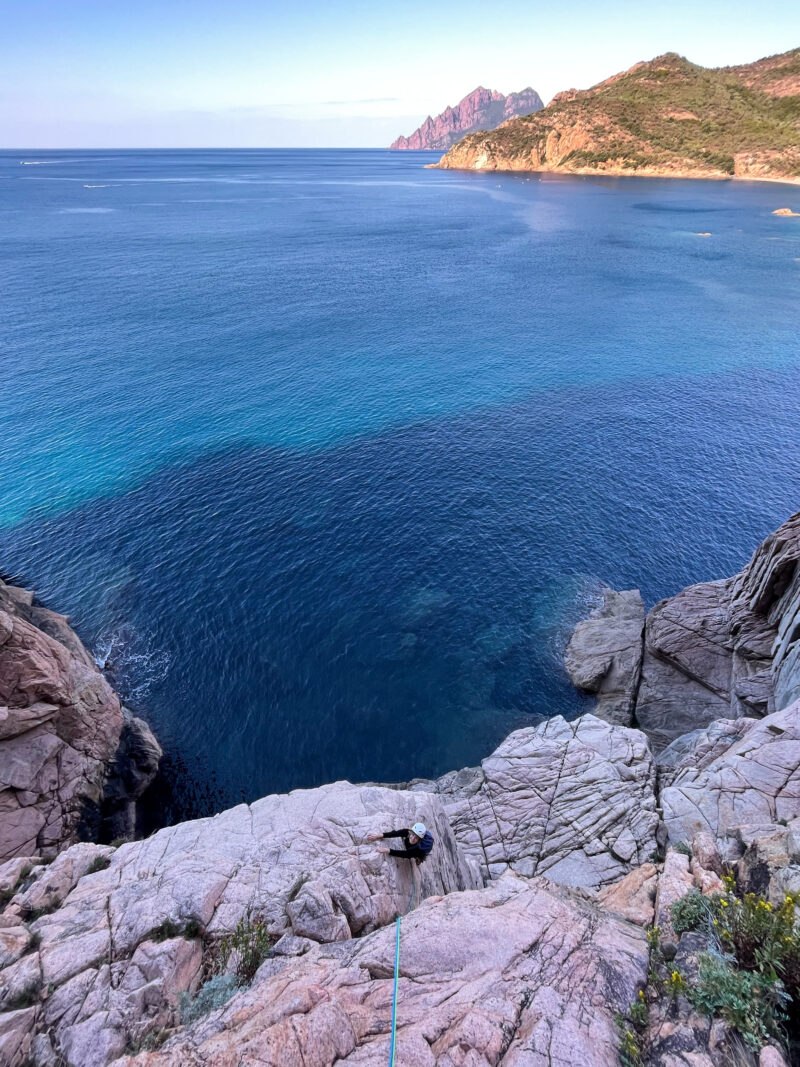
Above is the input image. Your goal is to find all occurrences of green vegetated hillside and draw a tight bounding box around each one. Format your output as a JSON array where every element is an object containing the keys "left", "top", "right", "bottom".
[{"left": 436, "top": 49, "right": 800, "bottom": 181}]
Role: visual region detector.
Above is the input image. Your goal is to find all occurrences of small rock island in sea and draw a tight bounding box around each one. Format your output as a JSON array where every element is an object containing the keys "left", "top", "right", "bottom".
[{"left": 2, "top": 511, "right": 800, "bottom": 1065}]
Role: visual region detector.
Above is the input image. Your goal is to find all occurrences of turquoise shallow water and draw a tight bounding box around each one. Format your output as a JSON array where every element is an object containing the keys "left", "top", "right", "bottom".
[{"left": 1, "top": 149, "right": 799, "bottom": 821}]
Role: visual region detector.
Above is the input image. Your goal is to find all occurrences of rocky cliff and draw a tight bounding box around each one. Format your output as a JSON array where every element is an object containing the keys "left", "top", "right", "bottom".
[
  {"left": 566, "top": 510, "right": 800, "bottom": 750},
  {"left": 0, "top": 577, "right": 161, "bottom": 863},
  {"left": 390, "top": 86, "right": 543, "bottom": 151},
  {"left": 4, "top": 514, "right": 800, "bottom": 1066},
  {"left": 434, "top": 49, "right": 800, "bottom": 183}
]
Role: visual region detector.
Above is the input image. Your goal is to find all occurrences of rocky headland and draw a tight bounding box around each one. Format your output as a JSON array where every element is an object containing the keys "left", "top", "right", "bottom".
[
  {"left": 2, "top": 512, "right": 800, "bottom": 1066},
  {"left": 390, "top": 86, "right": 543, "bottom": 152},
  {"left": 0, "top": 577, "right": 161, "bottom": 865},
  {"left": 434, "top": 49, "right": 800, "bottom": 183}
]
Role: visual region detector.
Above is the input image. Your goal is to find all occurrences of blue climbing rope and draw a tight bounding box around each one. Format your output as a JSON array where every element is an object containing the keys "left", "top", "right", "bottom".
[{"left": 388, "top": 869, "right": 417, "bottom": 1067}]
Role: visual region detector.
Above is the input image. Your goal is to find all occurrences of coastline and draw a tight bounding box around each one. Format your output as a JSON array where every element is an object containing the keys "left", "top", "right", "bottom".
[
  {"left": 427, "top": 159, "right": 800, "bottom": 187},
  {"left": 3, "top": 512, "right": 800, "bottom": 1065}
]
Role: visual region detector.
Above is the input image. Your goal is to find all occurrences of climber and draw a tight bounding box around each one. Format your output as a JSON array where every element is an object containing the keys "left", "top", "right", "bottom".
[{"left": 365, "top": 822, "right": 434, "bottom": 863}]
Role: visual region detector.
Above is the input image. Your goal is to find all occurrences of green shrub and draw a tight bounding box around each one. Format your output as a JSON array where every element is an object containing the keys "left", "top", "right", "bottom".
[
  {"left": 3, "top": 979, "right": 42, "bottom": 1011},
  {"left": 664, "top": 969, "right": 688, "bottom": 999},
  {"left": 688, "top": 953, "right": 787, "bottom": 1050},
  {"left": 671, "top": 890, "right": 711, "bottom": 934},
  {"left": 179, "top": 974, "right": 240, "bottom": 1026},
  {"left": 707, "top": 886, "right": 800, "bottom": 991},
  {"left": 672, "top": 841, "right": 691, "bottom": 857},
  {"left": 151, "top": 919, "right": 183, "bottom": 942},
  {"left": 0, "top": 864, "right": 34, "bottom": 908},
  {"left": 87, "top": 855, "right": 111, "bottom": 875},
  {"left": 218, "top": 916, "right": 274, "bottom": 984},
  {"left": 25, "top": 901, "right": 60, "bottom": 922},
  {"left": 151, "top": 917, "right": 205, "bottom": 943},
  {"left": 125, "top": 1024, "right": 172, "bottom": 1054}
]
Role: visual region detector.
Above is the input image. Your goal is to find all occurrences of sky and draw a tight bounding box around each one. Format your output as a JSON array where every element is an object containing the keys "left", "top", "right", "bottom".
[{"left": 2, "top": 0, "right": 799, "bottom": 148}]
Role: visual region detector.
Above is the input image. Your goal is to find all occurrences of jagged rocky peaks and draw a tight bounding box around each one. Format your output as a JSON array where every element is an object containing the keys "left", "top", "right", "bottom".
[
  {"left": 435, "top": 48, "right": 800, "bottom": 181},
  {"left": 389, "top": 85, "right": 544, "bottom": 151}
]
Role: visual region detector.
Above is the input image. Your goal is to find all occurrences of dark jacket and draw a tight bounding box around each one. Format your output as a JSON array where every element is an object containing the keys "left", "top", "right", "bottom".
[{"left": 381, "top": 828, "right": 434, "bottom": 862}]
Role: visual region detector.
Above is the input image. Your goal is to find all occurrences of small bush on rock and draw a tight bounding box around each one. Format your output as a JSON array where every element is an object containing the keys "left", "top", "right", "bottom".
[
  {"left": 629, "top": 991, "right": 648, "bottom": 1030},
  {"left": 665, "top": 879, "right": 800, "bottom": 1055},
  {"left": 688, "top": 953, "right": 788, "bottom": 1050},
  {"left": 712, "top": 888, "right": 800, "bottom": 983},
  {"left": 179, "top": 974, "right": 241, "bottom": 1025},
  {"left": 616, "top": 1022, "right": 643, "bottom": 1067},
  {"left": 87, "top": 855, "right": 111, "bottom": 875},
  {"left": 219, "top": 915, "right": 274, "bottom": 984},
  {"left": 151, "top": 917, "right": 204, "bottom": 943},
  {"left": 671, "top": 890, "right": 711, "bottom": 934},
  {"left": 152, "top": 919, "right": 183, "bottom": 942}
]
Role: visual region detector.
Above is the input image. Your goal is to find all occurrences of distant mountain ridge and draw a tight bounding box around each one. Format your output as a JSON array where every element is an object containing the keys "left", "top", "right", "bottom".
[
  {"left": 390, "top": 86, "right": 544, "bottom": 151},
  {"left": 434, "top": 48, "right": 800, "bottom": 183}
]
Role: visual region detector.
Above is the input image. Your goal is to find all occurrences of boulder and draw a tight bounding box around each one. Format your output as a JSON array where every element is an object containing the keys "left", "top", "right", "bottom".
[
  {"left": 0, "top": 779, "right": 480, "bottom": 1064},
  {"left": 635, "top": 579, "right": 741, "bottom": 751},
  {"left": 118, "top": 873, "right": 649, "bottom": 1067},
  {"left": 414, "top": 714, "right": 659, "bottom": 888},
  {"left": 565, "top": 586, "right": 645, "bottom": 726},
  {"left": 661, "top": 700, "right": 800, "bottom": 859},
  {"left": 596, "top": 861, "right": 658, "bottom": 926}
]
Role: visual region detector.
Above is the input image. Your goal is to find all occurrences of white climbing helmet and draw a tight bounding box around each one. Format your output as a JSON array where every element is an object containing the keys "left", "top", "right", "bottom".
[{"left": 412, "top": 822, "right": 427, "bottom": 837}]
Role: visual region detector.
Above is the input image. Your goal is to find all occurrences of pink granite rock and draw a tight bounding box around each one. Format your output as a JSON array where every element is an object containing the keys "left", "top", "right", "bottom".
[
  {"left": 118, "top": 873, "right": 648, "bottom": 1067},
  {"left": 390, "top": 86, "right": 543, "bottom": 151},
  {"left": 661, "top": 700, "right": 800, "bottom": 859},
  {"left": 416, "top": 714, "right": 659, "bottom": 888},
  {"left": 0, "top": 578, "right": 160, "bottom": 863},
  {"left": 596, "top": 862, "right": 658, "bottom": 926},
  {"left": 0, "top": 779, "right": 481, "bottom": 1064}
]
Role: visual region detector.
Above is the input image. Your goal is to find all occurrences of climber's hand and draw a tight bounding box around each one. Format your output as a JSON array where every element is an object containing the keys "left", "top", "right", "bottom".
[
  {"left": 364, "top": 832, "right": 383, "bottom": 842},
  {"left": 376, "top": 847, "right": 390, "bottom": 855}
]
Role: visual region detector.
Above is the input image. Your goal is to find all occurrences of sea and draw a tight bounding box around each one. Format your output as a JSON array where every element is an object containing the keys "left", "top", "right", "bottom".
[{"left": 1, "top": 148, "right": 798, "bottom": 825}]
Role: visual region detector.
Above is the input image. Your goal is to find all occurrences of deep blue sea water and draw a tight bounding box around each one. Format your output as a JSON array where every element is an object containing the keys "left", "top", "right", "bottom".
[{"left": 1, "top": 148, "right": 799, "bottom": 823}]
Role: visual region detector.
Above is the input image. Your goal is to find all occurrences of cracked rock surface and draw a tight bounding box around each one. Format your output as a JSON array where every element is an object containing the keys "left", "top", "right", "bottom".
[
  {"left": 0, "top": 780, "right": 480, "bottom": 1065},
  {"left": 412, "top": 714, "right": 659, "bottom": 888},
  {"left": 119, "top": 873, "right": 649, "bottom": 1067},
  {"left": 661, "top": 698, "right": 800, "bottom": 858}
]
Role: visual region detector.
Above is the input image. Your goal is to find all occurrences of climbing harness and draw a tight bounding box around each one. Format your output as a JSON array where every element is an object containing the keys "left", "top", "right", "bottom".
[{"left": 388, "top": 867, "right": 417, "bottom": 1067}]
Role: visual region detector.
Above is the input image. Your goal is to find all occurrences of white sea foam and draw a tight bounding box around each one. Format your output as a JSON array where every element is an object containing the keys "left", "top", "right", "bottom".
[
  {"left": 94, "top": 627, "right": 171, "bottom": 706},
  {"left": 20, "top": 157, "right": 118, "bottom": 165}
]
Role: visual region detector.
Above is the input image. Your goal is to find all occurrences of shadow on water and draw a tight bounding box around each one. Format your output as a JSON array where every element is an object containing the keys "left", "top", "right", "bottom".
[{"left": 2, "top": 366, "right": 800, "bottom": 828}]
